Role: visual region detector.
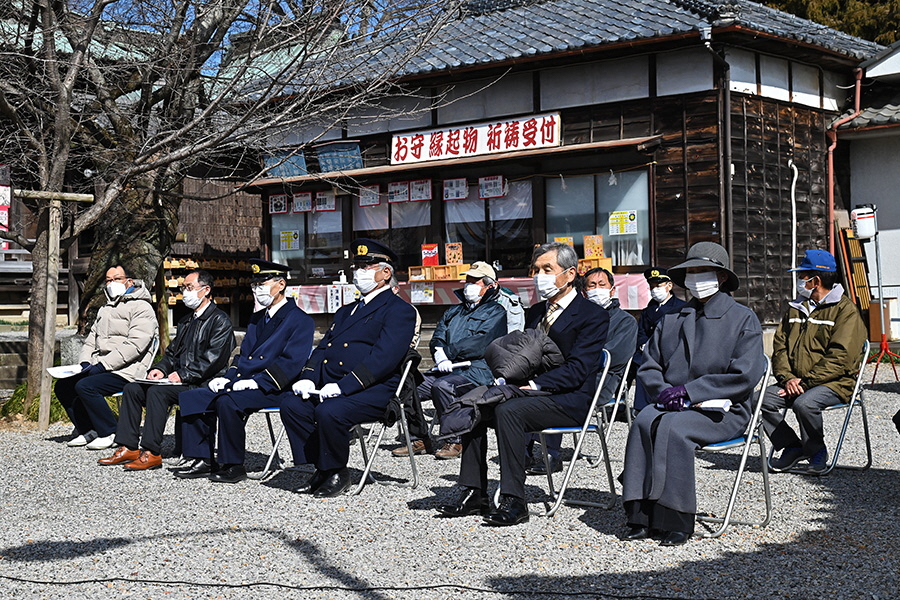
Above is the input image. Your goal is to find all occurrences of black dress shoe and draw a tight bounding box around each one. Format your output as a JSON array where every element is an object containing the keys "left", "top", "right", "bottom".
[
  {"left": 173, "top": 459, "right": 218, "bottom": 479},
  {"left": 209, "top": 463, "right": 247, "bottom": 484},
  {"left": 622, "top": 525, "right": 650, "bottom": 540},
  {"left": 313, "top": 468, "right": 351, "bottom": 498},
  {"left": 168, "top": 456, "right": 196, "bottom": 472},
  {"left": 659, "top": 530, "right": 691, "bottom": 547},
  {"left": 294, "top": 469, "right": 329, "bottom": 494},
  {"left": 436, "top": 487, "right": 490, "bottom": 517},
  {"left": 482, "top": 495, "right": 530, "bottom": 526},
  {"left": 526, "top": 455, "right": 563, "bottom": 476}
]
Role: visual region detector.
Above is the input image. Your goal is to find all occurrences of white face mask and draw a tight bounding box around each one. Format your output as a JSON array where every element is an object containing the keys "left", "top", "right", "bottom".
[
  {"left": 587, "top": 287, "right": 613, "bottom": 308},
  {"left": 106, "top": 281, "right": 127, "bottom": 300},
  {"left": 464, "top": 283, "right": 483, "bottom": 304},
  {"left": 252, "top": 283, "right": 275, "bottom": 308},
  {"left": 684, "top": 271, "right": 720, "bottom": 299},
  {"left": 353, "top": 268, "right": 378, "bottom": 294},
  {"left": 534, "top": 272, "right": 564, "bottom": 300},
  {"left": 650, "top": 286, "right": 670, "bottom": 304},
  {"left": 797, "top": 278, "right": 814, "bottom": 299},
  {"left": 182, "top": 288, "right": 204, "bottom": 310}
]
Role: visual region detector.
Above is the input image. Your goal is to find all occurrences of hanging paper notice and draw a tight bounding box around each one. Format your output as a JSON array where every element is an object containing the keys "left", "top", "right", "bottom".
[
  {"left": 280, "top": 230, "right": 300, "bottom": 251},
  {"left": 314, "top": 191, "right": 336, "bottom": 211},
  {"left": 584, "top": 235, "right": 604, "bottom": 258},
  {"left": 388, "top": 181, "right": 409, "bottom": 203},
  {"left": 409, "top": 179, "right": 432, "bottom": 201},
  {"left": 445, "top": 242, "right": 463, "bottom": 265},
  {"left": 443, "top": 178, "right": 468, "bottom": 201},
  {"left": 479, "top": 175, "right": 504, "bottom": 199},
  {"left": 358, "top": 185, "right": 380, "bottom": 207},
  {"left": 554, "top": 236, "right": 574, "bottom": 247},
  {"left": 411, "top": 282, "right": 434, "bottom": 304},
  {"left": 292, "top": 192, "right": 312, "bottom": 212},
  {"left": 269, "top": 194, "right": 288, "bottom": 214},
  {"left": 608, "top": 210, "right": 637, "bottom": 235}
]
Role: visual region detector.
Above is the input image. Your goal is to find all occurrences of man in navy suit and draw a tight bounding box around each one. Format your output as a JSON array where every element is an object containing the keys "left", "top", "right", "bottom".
[
  {"left": 437, "top": 241, "right": 609, "bottom": 525},
  {"left": 283, "top": 239, "right": 417, "bottom": 498},
  {"left": 175, "top": 259, "right": 314, "bottom": 483}
]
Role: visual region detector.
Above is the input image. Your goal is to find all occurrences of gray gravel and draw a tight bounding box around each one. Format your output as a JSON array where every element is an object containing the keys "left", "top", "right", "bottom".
[{"left": 1, "top": 365, "right": 899, "bottom": 600}]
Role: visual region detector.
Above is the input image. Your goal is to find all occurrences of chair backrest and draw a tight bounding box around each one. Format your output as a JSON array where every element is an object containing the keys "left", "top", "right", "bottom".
[
  {"left": 847, "top": 340, "right": 870, "bottom": 406},
  {"left": 581, "top": 349, "right": 611, "bottom": 430}
]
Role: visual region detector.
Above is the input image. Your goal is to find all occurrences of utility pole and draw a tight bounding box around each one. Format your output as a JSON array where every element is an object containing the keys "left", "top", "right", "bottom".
[{"left": 13, "top": 189, "right": 93, "bottom": 430}]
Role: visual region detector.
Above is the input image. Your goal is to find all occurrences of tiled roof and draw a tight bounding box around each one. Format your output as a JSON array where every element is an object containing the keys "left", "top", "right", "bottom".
[
  {"left": 841, "top": 90, "right": 900, "bottom": 129},
  {"left": 382, "top": 0, "right": 882, "bottom": 79}
]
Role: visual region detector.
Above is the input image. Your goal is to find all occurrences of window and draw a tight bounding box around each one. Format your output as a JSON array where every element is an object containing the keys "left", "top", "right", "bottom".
[
  {"left": 353, "top": 192, "right": 431, "bottom": 270},
  {"left": 545, "top": 169, "right": 650, "bottom": 266},
  {"left": 270, "top": 196, "right": 343, "bottom": 280}
]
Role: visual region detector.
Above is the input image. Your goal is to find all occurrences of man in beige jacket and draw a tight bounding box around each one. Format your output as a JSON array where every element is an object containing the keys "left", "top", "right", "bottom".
[{"left": 56, "top": 265, "right": 158, "bottom": 450}]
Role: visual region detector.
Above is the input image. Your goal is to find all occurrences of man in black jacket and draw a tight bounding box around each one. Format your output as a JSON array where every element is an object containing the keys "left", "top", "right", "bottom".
[
  {"left": 437, "top": 242, "right": 609, "bottom": 525},
  {"left": 97, "top": 270, "right": 235, "bottom": 471}
]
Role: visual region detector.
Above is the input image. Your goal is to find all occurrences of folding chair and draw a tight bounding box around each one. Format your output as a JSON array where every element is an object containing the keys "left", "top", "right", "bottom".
[
  {"left": 525, "top": 349, "right": 617, "bottom": 517},
  {"left": 246, "top": 407, "right": 288, "bottom": 480},
  {"left": 695, "top": 354, "right": 772, "bottom": 538},
  {"left": 767, "top": 340, "right": 872, "bottom": 476},
  {"left": 598, "top": 356, "right": 633, "bottom": 443},
  {"left": 349, "top": 349, "right": 422, "bottom": 495}
]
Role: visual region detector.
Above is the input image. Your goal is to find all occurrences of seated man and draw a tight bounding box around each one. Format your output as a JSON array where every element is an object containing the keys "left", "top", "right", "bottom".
[
  {"left": 763, "top": 249, "right": 866, "bottom": 474},
  {"left": 437, "top": 241, "right": 609, "bottom": 525},
  {"left": 283, "top": 239, "right": 417, "bottom": 498},
  {"left": 393, "top": 261, "right": 508, "bottom": 460},
  {"left": 622, "top": 242, "right": 765, "bottom": 547},
  {"left": 97, "top": 269, "right": 235, "bottom": 470},
  {"left": 175, "top": 259, "right": 314, "bottom": 483},
  {"left": 528, "top": 266, "right": 637, "bottom": 476},
  {"left": 56, "top": 265, "right": 158, "bottom": 450},
  {"left": 631, "top": 267, "right": 686, "bottom": 411}
]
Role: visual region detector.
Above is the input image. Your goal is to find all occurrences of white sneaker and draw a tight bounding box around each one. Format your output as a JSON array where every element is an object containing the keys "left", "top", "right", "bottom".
[
  {"left": 85, "top": 434, "right": 116, "bottom": 450},
  {"left": 67, "top": 430, "right": 98, "bottom": 447}
]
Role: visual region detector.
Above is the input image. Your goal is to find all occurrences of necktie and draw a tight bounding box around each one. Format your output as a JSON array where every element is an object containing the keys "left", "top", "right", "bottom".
[
  {"left": 265, "top": 312, "right": 271, "bottom": 324},
  {"left": 542, "top": 302, "right": 560, "bottom": 332}
]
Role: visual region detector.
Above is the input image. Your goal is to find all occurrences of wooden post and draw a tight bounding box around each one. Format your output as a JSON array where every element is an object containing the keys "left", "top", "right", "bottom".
[{"left": 12, "top": 189, "right": 93, "bottom": 430}]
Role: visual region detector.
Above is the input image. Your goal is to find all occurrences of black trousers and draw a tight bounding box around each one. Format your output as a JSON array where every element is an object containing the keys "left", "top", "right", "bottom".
[
  {"left": 115, "top": 382, "right": 186, "bottom": 455},
  {"left": 458, "top": 394, "right": 579, "bottom": 500}
]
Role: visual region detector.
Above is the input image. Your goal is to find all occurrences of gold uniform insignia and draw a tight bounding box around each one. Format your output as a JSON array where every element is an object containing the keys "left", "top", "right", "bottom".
[
  {"left": 651, "top": 269, "right": 660, "bottom": 277},
  {"left": 251, "top": 264, "right": 261, "bottom": 274},
  {"left": 357, "top": 244, "right": 369, "bottom": 256}
]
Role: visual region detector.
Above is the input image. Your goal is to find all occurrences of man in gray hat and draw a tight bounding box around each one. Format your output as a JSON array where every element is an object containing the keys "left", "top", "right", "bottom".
[
  {"left": 392, "top": 261, "right": 509, "bottom": 460},
  {"left": 622, "top": 241, "right": 766, "bottom": 546}
]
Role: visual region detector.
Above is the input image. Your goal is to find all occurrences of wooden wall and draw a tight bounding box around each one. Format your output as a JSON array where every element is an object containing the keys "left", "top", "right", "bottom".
[{"left": 172, "top": 178, "right": 263, "bottom": 258}]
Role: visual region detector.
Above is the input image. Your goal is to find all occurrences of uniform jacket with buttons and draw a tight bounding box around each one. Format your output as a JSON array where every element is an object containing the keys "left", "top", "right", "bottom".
[
  {"left": 301, "top": 288, "right": 416, "bottom": 395},
  {"left": 225, "top": 302, "right": 314, "bottom": 394},
  {"left": 772, "top": 284, "right": 866, "bottom": 402}
]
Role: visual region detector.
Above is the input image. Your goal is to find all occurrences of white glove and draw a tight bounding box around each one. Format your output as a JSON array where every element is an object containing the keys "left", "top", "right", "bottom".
[
  {"left": 292, "top": 379, "right": 316, "bottom": 399},
  {"left": 208, "top": 377, "right": 230, "bottom": 392},
  {"left": 436, "top": 360, "right": 454, "bottom": 373},
  {"left": 232, "top": 379, "right": 259, "bottom": 392},
  {"left": 433, "top": 347, "right": 449, "bottom": 365},
  {"left": 319, "top": 382, "right": 342, "bottom": 398}
]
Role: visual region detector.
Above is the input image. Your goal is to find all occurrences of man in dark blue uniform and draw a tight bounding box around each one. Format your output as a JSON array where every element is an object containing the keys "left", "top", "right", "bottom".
[
  {"left": 283, "top": 239, "right": 417, "bottom": 498},
  {"left": 632, "top": 267, "right": 686, "bottom": 411},
  {"left": 175, "top": 259, "right": 314, "bottom": 483}
]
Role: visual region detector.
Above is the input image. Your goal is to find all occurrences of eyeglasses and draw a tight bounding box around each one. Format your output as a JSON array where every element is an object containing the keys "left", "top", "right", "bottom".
[{"left": 181, "top": 284, "right": 208, "bottom": 292}]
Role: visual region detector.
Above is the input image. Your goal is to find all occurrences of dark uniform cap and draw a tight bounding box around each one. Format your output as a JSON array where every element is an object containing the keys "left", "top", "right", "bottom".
[
  {"left": 643, "top": 267, "right": 671, "bottom": 285},
  {"left": 351, "top": 238, "right": 399, "bottom": 267},
  {"left": 249, "top": 258, "right": 290, "bottom": 282}
]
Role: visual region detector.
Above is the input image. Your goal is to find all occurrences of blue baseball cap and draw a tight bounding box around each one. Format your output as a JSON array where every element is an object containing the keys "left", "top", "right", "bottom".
[{"left": 789, "top": 249, "right": 836, "bottom": 273}]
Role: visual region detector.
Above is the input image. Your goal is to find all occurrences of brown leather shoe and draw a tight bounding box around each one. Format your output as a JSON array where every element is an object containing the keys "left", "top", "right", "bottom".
[
  {"left": 98, "top": 446, "right": 140, "bottom": 465},
  {"left": 391, "top": 439, "right": 429, "bottom": 457},
  {"left": 123, "top": 450, "right": 162, "bottom": 471},
  {"left": 435, "top": 443, "right": 462, "bottom": 460}
]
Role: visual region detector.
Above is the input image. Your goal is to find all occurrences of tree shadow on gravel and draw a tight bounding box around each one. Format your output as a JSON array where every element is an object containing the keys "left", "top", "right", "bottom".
[{"left": 281, "top": 536, "right": 395, "bottom": 600}]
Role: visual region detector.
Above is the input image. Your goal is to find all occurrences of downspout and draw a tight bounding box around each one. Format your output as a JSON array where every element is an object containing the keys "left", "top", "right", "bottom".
[
  {"left": 703, "top": 28, "right": 732, "bottom": 266},
  {"left": 826, "top": 67, "right": 863, "bottom": 254}
]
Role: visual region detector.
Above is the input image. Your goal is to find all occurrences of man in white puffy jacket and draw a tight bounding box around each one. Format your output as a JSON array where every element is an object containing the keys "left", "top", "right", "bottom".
[{"left": 56, "top": 265, "right": 158, "bottom": 450}]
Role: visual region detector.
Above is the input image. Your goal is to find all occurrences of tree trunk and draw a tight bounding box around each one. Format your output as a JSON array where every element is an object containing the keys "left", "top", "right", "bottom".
[{"left": 24, "top": 204, "right": 50, "bottom": 413}]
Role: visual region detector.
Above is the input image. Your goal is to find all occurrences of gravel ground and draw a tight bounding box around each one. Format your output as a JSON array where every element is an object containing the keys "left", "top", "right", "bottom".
[{"left": 1, "top": 366, "right": 899, "bottom": 600}]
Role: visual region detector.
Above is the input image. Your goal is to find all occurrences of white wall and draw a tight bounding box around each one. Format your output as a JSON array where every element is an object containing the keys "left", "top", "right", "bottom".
[{"left": 849, "top": 134, "right": 900, "bottom": 295}]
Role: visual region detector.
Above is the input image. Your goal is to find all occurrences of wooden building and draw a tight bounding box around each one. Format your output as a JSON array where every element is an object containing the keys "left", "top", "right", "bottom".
[{"left": 243, "top": 0, "right": 880, "bottom": 324}]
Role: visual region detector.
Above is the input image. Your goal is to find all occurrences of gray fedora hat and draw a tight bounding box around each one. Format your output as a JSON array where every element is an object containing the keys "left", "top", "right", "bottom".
[{"left": 667, "top": 241, "right": 739, "bottom": 293}]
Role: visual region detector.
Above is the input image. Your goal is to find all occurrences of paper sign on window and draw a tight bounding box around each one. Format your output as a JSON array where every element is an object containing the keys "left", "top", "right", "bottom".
[
  {"left": 292, "top": 192, "right": 312, "bottom": 212},
  {"left": 409, "top": 179, "right": 432, "bottom": 201},
  {"left": 269, "top": 194, "right": 288, "bottom": 214},
  {"left": 358, "top": 185, "right": 380, "bottom": 207},
  {"left": 608, "top": 210, "right": 638, "bottom": 235},
  {"left": 388, "top": 181, "right": 410, "bottom": 203}
]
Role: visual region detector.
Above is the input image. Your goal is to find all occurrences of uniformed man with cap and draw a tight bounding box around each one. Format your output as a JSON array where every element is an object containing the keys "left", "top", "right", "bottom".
[
  {"left": 282, "top": 238, "right": 417, "bottom": 497},
  {"left": 632, "top": 267, "right": 686, "bottom": 411},
  {"left": 174, "top": 259, "right": 314, "bottom": 483}
]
